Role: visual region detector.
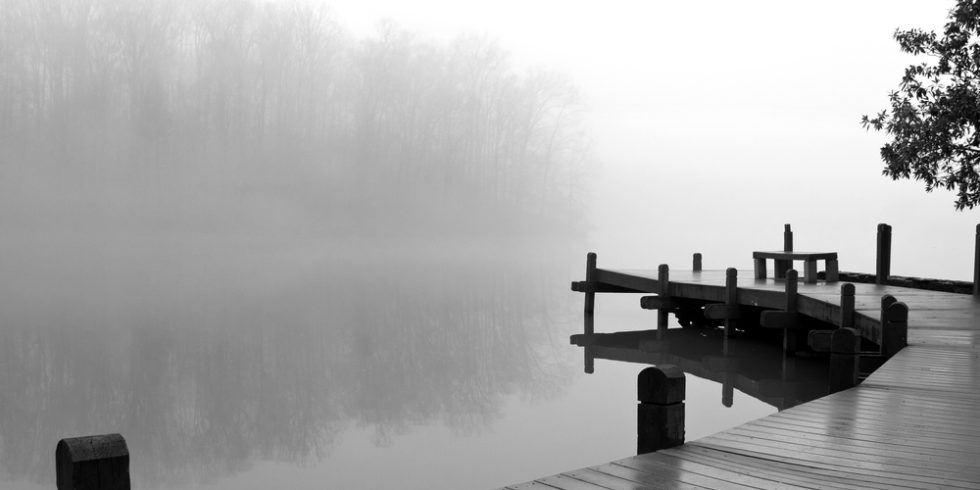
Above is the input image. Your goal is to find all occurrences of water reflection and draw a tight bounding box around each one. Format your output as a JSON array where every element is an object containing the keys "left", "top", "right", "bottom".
[
  {"left": 572, "top": 328, "right": 829, "bottom": 410},
  {"left": 0, "top": 248, "right": 573, "bottom": 487}
]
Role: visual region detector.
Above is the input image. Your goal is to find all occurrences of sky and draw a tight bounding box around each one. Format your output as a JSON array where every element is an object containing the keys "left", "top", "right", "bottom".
[{"left": 314, "top": 0, "right": 976, "bottom": 279}]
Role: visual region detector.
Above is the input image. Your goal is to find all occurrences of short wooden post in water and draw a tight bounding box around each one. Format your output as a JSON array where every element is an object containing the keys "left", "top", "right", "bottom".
[
  {"left": 829, "top": 328, "right": 860, "bottom": 393},
  {"left": 693, "top": 253, "right": 702, "bottom": 273},
  {"left": 56, "top": 433, "right": 130, "bottom": 490},
  {"left": 658, "top": 264, "right": 670, "bottom": 338},
  {"left": 776, "top": 224, "right": 794, "bottom": 279},
  {"left": 876, "top": 223, "right": 892, "bottom": 285},
  {"left": 881, "top": 299, "right": 909, "bottom": 360},
  {"left": 584, "top": 252, "right": 597, "bottom": 374},
  {"left": 974, "top": 224, "right": 980, "bottom": 296},
  {"left": 637, "top": 365, "right": 685, "bottom": 454}
]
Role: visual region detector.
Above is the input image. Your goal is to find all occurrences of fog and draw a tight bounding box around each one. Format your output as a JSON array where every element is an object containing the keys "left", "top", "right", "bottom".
[{"left": 1, "top": 0, "right": 975, "bottom": 488}]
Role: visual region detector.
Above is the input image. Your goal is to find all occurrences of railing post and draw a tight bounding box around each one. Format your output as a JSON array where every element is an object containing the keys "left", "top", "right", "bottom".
[
  {"left": 881, "top": 300, "right": 908, "bottom": 360},
  {"left": 876, "top": 223, "right": 892, "bottom": 285},
  {"left": 637, "top": 365, "right": 685, "bottom": 454},
  {"left": 584, "top": 253, "right": 597, "bottom": 373},
  {"left": 974, "top": 224, "right": 980, "bottom": 296},
  {"left": 658, "top": 264, "right": 670, "bottom": 338},
  {"left": 784, "top": 269, "right": 799, "bottom": 354},
  {"left": 724, "top": 268, "right": 737, "bottom": 338},
  {"left": 57, "top": 434, "right": 130, "bottom": 490},
  {"left": 693, "top": 253, "right": 702, "bottom": 273},
  {"left": 840, "top": 283, "right": 855, "bottom": 329},
  {"left": 776, "top": 224, "right": 793, "bottom": 279},
  {"left": 829, "top": 328, "right": 860, "bottom": 393}
]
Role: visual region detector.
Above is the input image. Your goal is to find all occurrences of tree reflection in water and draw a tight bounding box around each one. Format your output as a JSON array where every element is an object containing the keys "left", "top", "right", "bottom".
[{"left": 0, "top": 251, "right": 574, "bottom": 488}]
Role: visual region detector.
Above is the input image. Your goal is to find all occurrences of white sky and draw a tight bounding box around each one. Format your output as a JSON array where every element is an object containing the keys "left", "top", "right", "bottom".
[{"left": 322, "top": 0, "right": 976, "bottom": 279}]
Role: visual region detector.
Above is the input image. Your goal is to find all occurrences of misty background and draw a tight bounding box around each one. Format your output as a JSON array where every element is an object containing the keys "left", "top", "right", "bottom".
[{"left": 1, "top": 0, "right": 977, "bottom": 489}]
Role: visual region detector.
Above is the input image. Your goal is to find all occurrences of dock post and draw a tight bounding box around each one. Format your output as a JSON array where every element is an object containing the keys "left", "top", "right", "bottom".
[
  {"left": 724, "top": 268, "right": 737, "bottom": 338},
  {"left": 829, "top": 328, "right": 860, "bottom": 393},
  {"left": 775, "top": 224, "right": 793, "bottom": 279},
  {"left": 881, "top": 299, "right": 908, "bottom": 359},
  {"left": 637, "top": 365, "right": 685, "bottom": 454},
  {"left": 693, "top": 253, "right": 702, "bottom": 273},
  {"left": 840, "top": 283, "right": 855, "bottom": 329},
  {"left": 974, "top": 224, "right": 980, "bottom": 296},
  {"left": 57, "top": 433, "right": 130, "bottom": 490},
  {"left": 876, "top": 223, "right": 892, "bottom": 285},
  {"left": 783, "top": 269, "right": 799, "bottom": 355},
  {"left": 658, "top": 264, "right": 669, "bottom": 338},
  {"left": 584, "top": 253, "right": 597, "bottom": 374}
]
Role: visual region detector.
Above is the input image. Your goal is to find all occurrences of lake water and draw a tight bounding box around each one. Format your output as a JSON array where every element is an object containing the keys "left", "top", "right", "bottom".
[{"left": 0, "top": 234, "right": 780, "bottom": 489}]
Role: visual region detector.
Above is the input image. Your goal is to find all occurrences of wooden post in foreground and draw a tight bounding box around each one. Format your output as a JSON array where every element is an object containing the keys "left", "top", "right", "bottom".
[
  {"left": 974, "top": 224, "right": 980, "bottom": 296},
  {"left": 637, "top": 365, "right": 685, "bottom": 454},
  {"left": 876, "top": 223, "right": 892, "bottom": 285},
  {"left": 692, "top": 253, "right": 702, "bottom": 272},
  {"left": 584, "top": 253, "right": 597, "bottom": 374},
  {"left": 881, "top": 298, "right": 908, "bottom": 360},
  {"left": 57, "top": 433, "right": 130, "bottom": 490},
  {"left": 829, "top": 328, "right": 860, "bottom": 393}
]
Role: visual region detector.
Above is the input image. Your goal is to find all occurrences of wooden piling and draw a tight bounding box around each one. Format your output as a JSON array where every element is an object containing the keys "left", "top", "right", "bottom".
[
  {"left": 783, "top": 269, "right": 799, "bottom": 354},
  {"left": 829, "top": 328, "right": 860, "bottom": 393},
  {"left": 56, "top": 434, "right": 130, "bottom": 490},
  {"left": 881, "top": 299, "right": 909, "bottom": 360},
  {"left": 974, "top": 224, "right": 980, "bottom": 296},
  {"left": 584, "top": 253, "right": 596, "bottom": 374},
  {"left": 876, "top": 223, "right": 892, "bottom": 285},
  {"left": 776, "top": 224, "right": 793, "bottom": 279},
  {"left": 693, "top": 253, "right": 702, "bottom": 273},
  {"left": 637, "top": 365, "right": 685, "bottom": 454},
  {"left": 725, "top": 268, "right": 737, "bottom": 338},
  {"left": 840, "top": 283, "right": 855, "bottom": 329},
  {"left": 658, "top": 264, "right": 670, "bottom": 337}
]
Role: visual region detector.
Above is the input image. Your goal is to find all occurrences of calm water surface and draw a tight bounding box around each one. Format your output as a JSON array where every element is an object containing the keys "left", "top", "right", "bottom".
[{"left": 0, "top": 234, "right": 777, "bottom": 489}]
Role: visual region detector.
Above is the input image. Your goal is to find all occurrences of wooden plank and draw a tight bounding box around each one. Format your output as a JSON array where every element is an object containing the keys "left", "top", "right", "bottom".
[{"left": 535, "top": 475, "right": 612, "bottom": 490}]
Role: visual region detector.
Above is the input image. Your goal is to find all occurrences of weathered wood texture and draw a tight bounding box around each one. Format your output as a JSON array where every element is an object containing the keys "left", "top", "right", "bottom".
[
  {"left": 56, "top": 434, "right": 130, "bottom": 490},
  {"left": 501, "top": 266, "right": 980, "bottom": 490}
]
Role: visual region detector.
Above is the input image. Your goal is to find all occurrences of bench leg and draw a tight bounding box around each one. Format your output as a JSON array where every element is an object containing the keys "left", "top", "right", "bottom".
[
  {"left": 754, "top": 258, "right": 767, "bottom": 279},
  {"left": 804, "top": 260, "right": 818, "bottom": 284},
  {"left": 825, "top": 259, "right": 839, "bottom": 282}
]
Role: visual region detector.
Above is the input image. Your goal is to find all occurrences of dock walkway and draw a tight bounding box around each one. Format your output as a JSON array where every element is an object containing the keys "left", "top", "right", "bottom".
[{"left": 500, "top": 267, "right": 980, "bottom": 489}]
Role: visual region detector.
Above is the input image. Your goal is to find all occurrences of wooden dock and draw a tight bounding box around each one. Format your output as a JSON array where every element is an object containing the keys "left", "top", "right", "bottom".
[{"left": 499, "top": 225, "right": 980, "bottom": 489}]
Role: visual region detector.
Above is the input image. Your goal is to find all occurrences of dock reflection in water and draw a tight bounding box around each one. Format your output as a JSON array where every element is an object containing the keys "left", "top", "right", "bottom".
[{"left": 572, "top": 328, "right": 830, "bottom": 411}]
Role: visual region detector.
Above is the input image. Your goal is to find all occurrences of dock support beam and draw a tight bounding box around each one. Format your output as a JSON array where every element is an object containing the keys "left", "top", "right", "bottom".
[
  {"left": 637, "top": 365, "right": 685, "bottom": 454},
  {"left": 57, "top": 434, "right": 130, "bottom": 490},
  {"left": 584, "top": 253, "right": 596, "bottom": 374},
  {"left": 876, "top": 223, "right": 892, "bottom": 285}
]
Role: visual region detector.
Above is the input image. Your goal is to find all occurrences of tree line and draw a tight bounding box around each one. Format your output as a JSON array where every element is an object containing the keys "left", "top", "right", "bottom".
[{"left": 0, "top": 0, "right": 590, "bottom": 239}]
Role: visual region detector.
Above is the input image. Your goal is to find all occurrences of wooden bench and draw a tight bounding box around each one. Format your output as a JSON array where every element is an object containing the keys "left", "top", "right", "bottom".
[{"left": 753, "top": 251, "right": 838, "bottom": 284}]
